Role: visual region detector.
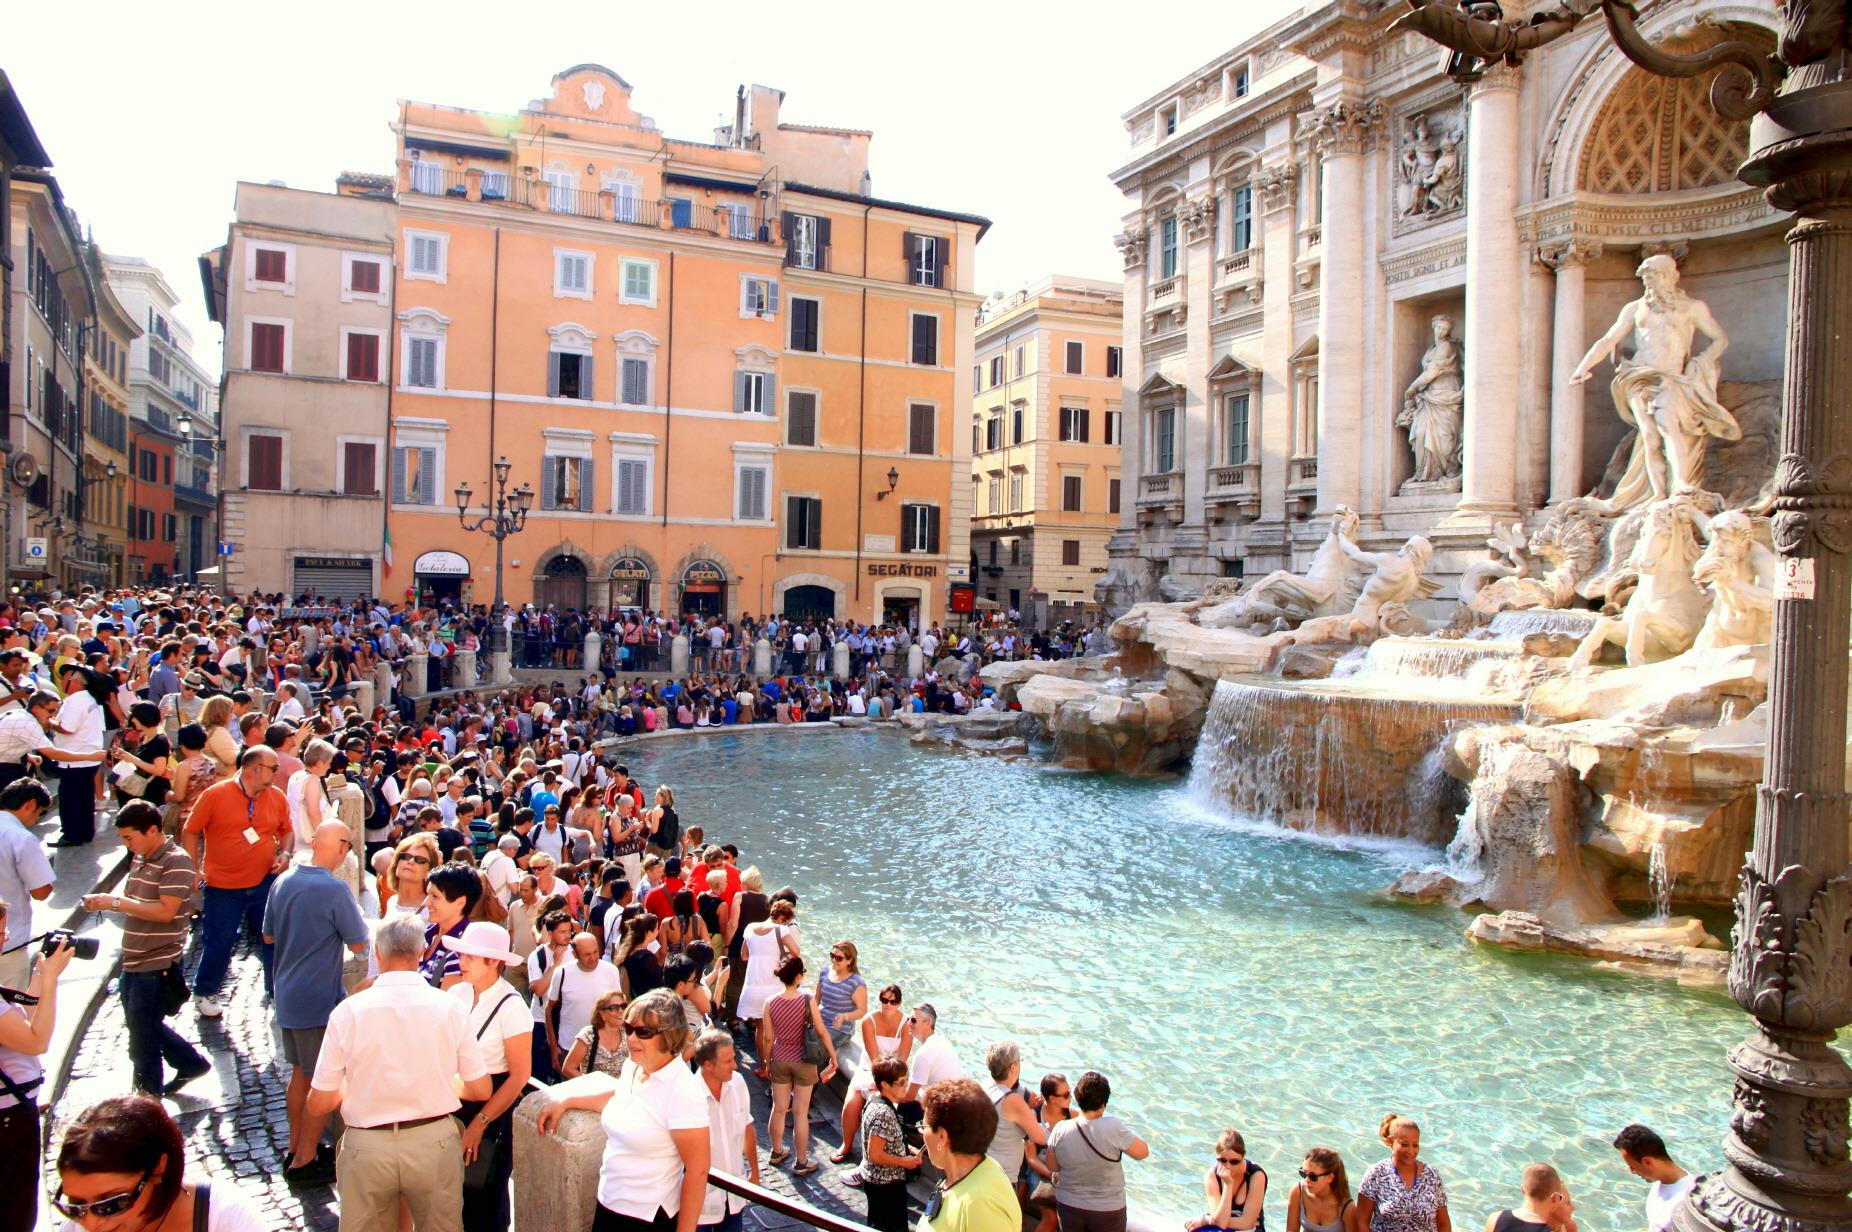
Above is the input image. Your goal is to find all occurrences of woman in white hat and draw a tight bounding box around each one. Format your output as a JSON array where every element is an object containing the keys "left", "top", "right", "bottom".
[{"left": 445, "top": 921, "right": 533, "bottom": 1232}]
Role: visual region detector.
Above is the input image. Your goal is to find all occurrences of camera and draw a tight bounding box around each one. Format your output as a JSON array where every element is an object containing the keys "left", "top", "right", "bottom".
[{"left": 41, "top": 929, "right": 99, "bottom": 961}]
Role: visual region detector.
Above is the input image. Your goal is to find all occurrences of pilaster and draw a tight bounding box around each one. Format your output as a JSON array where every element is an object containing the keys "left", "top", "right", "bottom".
[{"left": 1455, "top": 63, "right": 1524, "bottom": 520}]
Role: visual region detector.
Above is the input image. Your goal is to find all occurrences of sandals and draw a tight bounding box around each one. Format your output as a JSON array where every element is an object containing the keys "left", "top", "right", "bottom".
[
  {"left": 793, "top": 1159, "right": 819, "bottom": 1177},
  {"left": 768, "top": 1148, "right": 791, "bottom": 1165},
  {"left": 829, "top": 1149, "right": 854, "bottom": 1165}
]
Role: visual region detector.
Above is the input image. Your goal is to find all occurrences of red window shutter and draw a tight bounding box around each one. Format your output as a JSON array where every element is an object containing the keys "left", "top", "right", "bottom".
[
  {"left": 250, "top": 436, "right": 283, "bottom": 490},
  {"left": 351, "top": 260, "right": 380, "bottom": 294},
  {"left": 347, "top": 332, "right": 379, "bottom": 381},
  {"left": 255, "top": 249, "right": 286, "bottom": 282},
  {"left": 252, "top": 323, "right": 284, "bottom": 373},
  {"left": 344, "top": 442, "right": 377, "bottom": 494}
]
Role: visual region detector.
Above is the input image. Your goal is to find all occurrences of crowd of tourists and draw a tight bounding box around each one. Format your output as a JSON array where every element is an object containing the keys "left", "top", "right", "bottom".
[{"left": 0, "top": 585, "right": 1699, "bottom": 1232}]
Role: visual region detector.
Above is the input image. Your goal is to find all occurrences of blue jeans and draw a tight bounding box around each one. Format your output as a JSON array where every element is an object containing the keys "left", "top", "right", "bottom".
[
  {"left": 121, "top": 967, "right": 207, "bottom": 1093},
  {"left": 193, "top": 877, "right": 276, "bottom": 999}
]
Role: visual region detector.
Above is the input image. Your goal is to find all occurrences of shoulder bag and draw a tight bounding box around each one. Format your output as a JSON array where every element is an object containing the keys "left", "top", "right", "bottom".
[
  {"left": 802, "top": 994, "right": 831, "bottom": 1067},
  {"left": 462, "top": 992, "right": 519, "bottom": 1189}
]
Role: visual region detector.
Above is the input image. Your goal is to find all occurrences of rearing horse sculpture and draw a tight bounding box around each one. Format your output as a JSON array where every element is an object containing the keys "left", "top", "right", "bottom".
[{"left": 1569, "top": 496, "right": 1711, "bottom": 667}]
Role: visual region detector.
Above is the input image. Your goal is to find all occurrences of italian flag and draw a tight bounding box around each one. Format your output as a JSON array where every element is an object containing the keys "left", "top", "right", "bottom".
[{"left": 383, "top": 522, "right": 394, "bottom": 576}]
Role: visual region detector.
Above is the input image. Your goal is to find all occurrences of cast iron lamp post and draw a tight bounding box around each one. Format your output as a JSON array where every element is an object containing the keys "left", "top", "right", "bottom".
[
  {"left": 453, "top": 456, "right": 533, "bottom": 654},
  {"left": 1392, "top": 4, "right": 1852, "bottom": 1232}
]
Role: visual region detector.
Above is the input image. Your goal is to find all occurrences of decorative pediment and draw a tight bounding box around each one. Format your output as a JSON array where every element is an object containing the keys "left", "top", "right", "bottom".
[
  {"left": 1138, "top": 360, "right": 1188, "bottom": 398},
  {"left": 1208, "top": 353, "right": 1259, "bottom": 382}
]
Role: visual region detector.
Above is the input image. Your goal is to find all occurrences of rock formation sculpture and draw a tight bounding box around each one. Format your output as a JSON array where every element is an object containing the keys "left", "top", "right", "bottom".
[
  {"left": 1570, "top": 253, "right": 1740, "bottom": 509},
  {"left": 1397, "top": 314, "right": 1464, "bottom": 486},
  {"left": 1198, "top": 506, "right": 1367, "bottom": 630},
  {"left": 1570, "top": 496, "right": 1710, "bottom": 667}
]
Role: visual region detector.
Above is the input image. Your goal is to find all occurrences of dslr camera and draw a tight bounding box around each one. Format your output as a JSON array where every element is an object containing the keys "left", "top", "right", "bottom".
[{"left": 41, "top": 928, "right": 99, "bottom": 961}]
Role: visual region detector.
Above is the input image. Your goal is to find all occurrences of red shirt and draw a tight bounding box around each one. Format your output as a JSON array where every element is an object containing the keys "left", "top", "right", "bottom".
[
  {"left": 643, "top": 876, "right": 685, "bottom": 921},
  {"left": 183, "top": 775, "right": 289, "bottom": 890}
]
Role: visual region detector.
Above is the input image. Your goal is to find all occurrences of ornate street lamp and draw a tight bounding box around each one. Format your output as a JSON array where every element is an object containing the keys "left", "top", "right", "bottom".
[
  {"left": 1392, "top": 5, "right": 1852, "bottom": 1232},
  {"left": 453, "top": 455, "right": 533, "bottom": 654}
]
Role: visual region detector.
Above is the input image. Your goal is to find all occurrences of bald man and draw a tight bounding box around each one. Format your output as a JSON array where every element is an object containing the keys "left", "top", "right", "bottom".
[{"left": 264, "top": 818, "right": 369, "bottom": 1185}]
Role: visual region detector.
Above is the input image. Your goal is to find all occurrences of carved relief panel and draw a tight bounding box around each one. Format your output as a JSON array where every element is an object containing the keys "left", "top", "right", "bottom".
[{"left": 1393, "top": 98, "right": 1467, "bottom": 235}]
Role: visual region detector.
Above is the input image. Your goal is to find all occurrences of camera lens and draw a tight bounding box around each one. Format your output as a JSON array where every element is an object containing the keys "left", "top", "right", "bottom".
[{"left": 72, "top": 937, "right": 100, "bottom": 961}]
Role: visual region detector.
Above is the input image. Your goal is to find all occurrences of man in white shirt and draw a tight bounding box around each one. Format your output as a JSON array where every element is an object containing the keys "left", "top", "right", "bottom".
[
  {"left": 543, "top": 932, "right": 622, "bottom": 1074},
  {"left": 309, "top": 914, "right": 490, "bottom": 1232},
  {"left": 1614, "top": 1124, "right": 1694, "bottom": 1232},
  {"left": 481, "top": 835, "right": 521, "bottom": 908},
  {"left": 274, "top": 681, "right": 307, "bottom": 723},
  {"left": 694, "top": 1028, "right": 758, "bottom": 1227},
  {"left": 0, "top": 780, "right": 55, "bottom": 990},
  {"left": 903, "top": 1002, "right": 966, "bottom": 1107},
  {"left": 50, "top": 664, "right": 105, "bottom": 846}
]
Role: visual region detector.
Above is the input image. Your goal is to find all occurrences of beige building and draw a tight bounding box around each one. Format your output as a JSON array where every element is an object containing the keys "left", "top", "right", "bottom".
[
  {"left": 970, "top": 276, "right": 1122, "bottom": 626},
  {"left": 80, "top": 248, "right": 138, "bottom": 586},
  {"left": 202, "top": 177, "right": 396, "bottom": 599}
]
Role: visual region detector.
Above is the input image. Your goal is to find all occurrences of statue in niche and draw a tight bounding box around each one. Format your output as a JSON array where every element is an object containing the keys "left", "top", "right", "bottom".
[
  {"left": 1397, "top": 314, "right": 1465, "bottom": 486},
  {"left": 1570, "top": 254, "right": 1740, "bottom": 510},
  {"left": 1398, "top": 115, "right": 1464, "bottom": 218}
]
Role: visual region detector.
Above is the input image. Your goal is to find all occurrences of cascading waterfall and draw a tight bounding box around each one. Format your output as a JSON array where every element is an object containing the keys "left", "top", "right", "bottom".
[
  {"left": 1648, "top": 842, "right": 1673, "bottom": 922},
  {"left": 1354, "top": 637, "right": 1521, "bottom": 682},
  {"left": 1485, "top": 610, "right": 1600, "bottom": 640},
  {"left": 1187, "top": 678, "right": 1519, "bottom": 844}
]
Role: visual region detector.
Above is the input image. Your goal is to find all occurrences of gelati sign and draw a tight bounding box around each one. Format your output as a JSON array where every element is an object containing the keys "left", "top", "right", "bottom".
[{"left": 610, "top": 558, "right": 652, "bottom": 581}]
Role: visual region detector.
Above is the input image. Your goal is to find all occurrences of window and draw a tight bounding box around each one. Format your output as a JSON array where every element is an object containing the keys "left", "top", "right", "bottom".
[
  {"left": 1109, "top": 478, "right": 1122, "bottom": 514},
  {"left": 410, "top": 160, "right": 443, "bottom": 194},
  {"left": 987, "top": 475, "right": 1001, "bottom": 515},
  {"left": 721, "top": 203, "right": 755, "bottom": 240},
  {"left": 482, "top": 170, "right": 510, "bottom": 200},
  {"left": 607, "top": 179, "right": 638, "bottom": 221},
  {"left": 1230, "top": 184, "right": 1254, "bottom": 252},
  {"left": 615, "top": 457, "right": 650, "bottom": 516},
  {"left": 546, "top": 170, "right": 576, "bottom": 213},
  {"left": 1062, "top": 539, "right": 1082, "bottom": 567},
  {"left": 542, "top": 456, "right": 594, "bottom": 511},
  {"left": 1011, "top": 405, "right": 1024, "bottom": 445},
  {"left": 406, "top": 337, "right": 440, "bottom": 389},
  {"left": 1155, "top": 407, "right": 1177, "bottom": 473},
  {"left": 741, "top": 277, "right": 780, "bottom": 318},
  {"left": 907, "top": 233, "right": 946, "bottom": 287},
  {"left": 907, "top": 403, "right": 935, "bottom": 456},
  {"left": 972, "top": 419, "right": 981, "bottom": 453},
  {"left": 406, "top": 232, "right": 447, "bottom": 281},
  {"left": 1161, "top": 105, "right": 1178, "bottom": 136},
  {"left": 1223, "top": 558, "right": 1246, "bottom": 579},
  {"left": 1106, "top": 409, "right": 1122, "bottom": 445},
  {"left": 1065, "top": 341, "right": 1084, "bottom": 374},
  {"left": 250, "top": 322, "right": 286, "bottom": 374},
  {"left": 736, "top": 370, "right": 772, "bottom": 415},
  {"left": 342, "top": 442, "right": 378, "bottom": 495},
  {"left": 988, "top": 540, "right": 999, "bottom": 566},
  {"left": 985, "top": 414, "right": 1002, "bottom": 452},
  {"left": 247, "top": 435, "right": 283, "bottom": 491},
  {"left": 972, "top": 366, "right": 981, "bottom": 394},
  {"left": 549, "top": 352, "right": 593, "bottom": 400},
  {"left": 736, "top": 465, "right": 769, "bottom": 520},
  {"left": 911, "top": 314, "right": 939, "bottom": 366},
  {"left": 785, "top": 495, "right": 822, "bottom": 550},
  {"left": 164, "top": 514, "right": 177, "bottom": 543},
  {"left": 1009, "top": 471, "right": 1024, "bottom": 512},
  {"left": 668, "top": 198, "right": 693, "bottom": 228},
  {"left": 988, "top": 356, "right": 1003, "bottom": 386},
  {"left": 1012, "top": 345, "right": 1025, "bottom": 378},
  {"left": 1063, "top": 475, "right": 1083, "bottom": 512},
  {"left": 254, "top": 248, "right": 287, "bottom": 284},
  {"left": 787, "top": 391, "right": 818, "bottom": 447},
  {"left": 620, "top": 358, "right": 650, "bottom": 406},
  {"left": 555, "top": 250, "right": 592, "bottom": 298},
  {"left": 901, "top": 502, "right": 941, "bottom": 553},
  {"left": 620, "top": 259, "right": 656, "bottom": 306},
  {"left": 1059, "top": 406, "right": 1091, "bottom": 443},
  {"left": 1009, "top": 539, "right": 1021, "bottom": 566},
  {"left": 391, "top": 446, "right": 437, "bottom": 504},
  {"left": 789, "top": 297, "right": 820, "bottom": 353},
  {"left": 344, "top": 331, "right": 381, "bottom": 382},
  {"left": 347, "top": 258, "right": 382, "bottom": 296},
  {"left": 1159, "top": 217, "right": 1179, "bottom": 279},
  {"left": 1231, "top": 65, "right": 1250, "bottom": 98},
  {"left": 1226, "top": 392, "right": 1251, "bottom": 465},
  {"left": 787, "top": 213, "right": 825, "bottom": 270},
  {"left": 1108, "top": 346, "right": 1121, "bottom": 379}
]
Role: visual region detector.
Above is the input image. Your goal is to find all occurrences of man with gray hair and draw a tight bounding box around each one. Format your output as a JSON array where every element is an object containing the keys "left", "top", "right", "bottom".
[
  {"left": 903, "top": 1002, "right": 966, "bottom": 1108},
  {"left": 694, "top": 1027, "right": 758, "bottom": 1232},
  {"left": 309, "top": 913, "right": 491, "bottom": 1232},
  {"left": 481, "top": 833, "right": 522, "bottom": 908}
]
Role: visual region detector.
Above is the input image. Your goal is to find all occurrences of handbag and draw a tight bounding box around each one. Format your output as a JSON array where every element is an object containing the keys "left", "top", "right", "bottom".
[
  {"left": 160, "top": 964, "right": 191, "bottom": 1018},
  {"left": 802, "top": 994, "right": 831, "bottom": 1068}
]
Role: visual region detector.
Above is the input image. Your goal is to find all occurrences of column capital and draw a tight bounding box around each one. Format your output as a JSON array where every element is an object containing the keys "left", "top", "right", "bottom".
[
  {"left": 1536, "top": 237, "right": 1603, "bottom": 271},
  {"left": 1468, "top": 62, "right": 1523, "bottom": 97},
  {"left": 1181, "top": 194, "right": 1218, "bottom": 243},
  {"left": 1310, "top": 98, "right": 1385, "bottom": 158},
  {"left": 1114, "top": 229, "right": 1147, "bottom": 270},
  {"left": 1254, "top": 163, "right": 1300, "bottom": 214}
]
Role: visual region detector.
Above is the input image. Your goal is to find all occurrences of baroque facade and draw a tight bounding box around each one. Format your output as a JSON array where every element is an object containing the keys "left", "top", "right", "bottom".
[{"left": 1103, "top": 0, "right": 1789, "bottom": 604}]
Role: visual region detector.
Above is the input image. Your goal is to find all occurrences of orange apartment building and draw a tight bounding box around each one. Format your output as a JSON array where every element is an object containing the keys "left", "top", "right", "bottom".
[{"left": 387, "top": 67, "right": 987, "bottom": 626}]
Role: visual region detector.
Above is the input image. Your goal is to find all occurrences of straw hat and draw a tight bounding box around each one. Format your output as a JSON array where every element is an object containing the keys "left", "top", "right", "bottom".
[{"left": 442, "top": 921, "right": 520, "bottom": 965}]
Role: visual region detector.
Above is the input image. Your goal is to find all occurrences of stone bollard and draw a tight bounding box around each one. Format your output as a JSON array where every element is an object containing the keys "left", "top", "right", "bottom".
[
  {"left": 301, "top": 623, "right": 319, "bottom": 657},
  {"left": 833, "top": 641, "right": 850, "bottom": 680},
  {"left": 373, "top": 661, "right": 394, "bottom": 708},
  {"left": 351, "top": 680, "right": 375, "bottom": 716},
  {"left": 405, "top": 652, "right": 428, "bottom": 698},
  {"left": 512, "top": 1089, "right": 602, "bottom": 1232},
  {"left": 491, "top": 648, "right": 512, "bottom": 685},
  {"left": 583, "top": 632, "right": 602, "bottom": 674},
  {"left": 754, "top": 637, "right": 772, "bottom": 677},
  {"left": 454, "top": 649, "right": 477, "bottom": 688},
  {"left": 670, "top": 634, "right": 689, "bottom": 675},
  {"left": 907, "top": 645, "right": 924, "bottom": 681}
]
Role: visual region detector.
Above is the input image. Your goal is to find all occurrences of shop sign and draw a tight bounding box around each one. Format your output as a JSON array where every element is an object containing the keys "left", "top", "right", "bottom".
[
  {"left": 611, "top": 557, "right": 653, "bottom": 581},
  {"left": 412, "top": 550, "right": 471, "bottom": 577},
  {"left": 683, "top": 561, "right": 727, "bottom": 584},
  {"left": 867, "top": 562, "right": 937, "bottom": 578}
]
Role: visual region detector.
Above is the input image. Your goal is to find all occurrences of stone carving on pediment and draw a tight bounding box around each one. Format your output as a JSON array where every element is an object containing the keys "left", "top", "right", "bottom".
[
  {"left": 1129, "top": 114, "right": 1154, "bottom": 143},
  {"left": 1259, "top": 45, "right": 1293, "bottom": 75},
  {"left": 1310, "top": 99, "right": 1385, "bottom": 158},
  {"left": 1181, "top": 76, "right": 1219, "bottom": 118},
  {"left": 1255, "top": 163, "right": 1300, "bottom": 213},
  {"left": 1394, "top": 101, "right": 1467, "bottom": 230},
  {"left": 1115, "top": 229, "right": 1147, "bottom": 270},
  {"left": 1181, "top": 195, "right": 1218, "bottom": 242}
]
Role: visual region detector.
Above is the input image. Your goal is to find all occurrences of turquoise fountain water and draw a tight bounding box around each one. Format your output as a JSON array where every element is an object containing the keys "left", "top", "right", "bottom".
[{"left": 622, "top": 728, "right": 1760, "bottom": 1232}]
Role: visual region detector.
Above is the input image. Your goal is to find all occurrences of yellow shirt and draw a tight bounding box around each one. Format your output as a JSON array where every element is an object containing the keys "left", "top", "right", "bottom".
[{"left": 921, "top": 1156, "right": 1021, "bottom": 1232}]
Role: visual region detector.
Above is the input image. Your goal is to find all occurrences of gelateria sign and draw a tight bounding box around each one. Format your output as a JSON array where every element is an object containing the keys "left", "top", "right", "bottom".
[
  {"left": 413, "top": 550, "right": 471, "bottom": 577},
  {"left": 867, "top": 563, "right": 937, "bottom": 578},
  {"left": 611, "top": 558, "right": 652, "bottom": 581}
]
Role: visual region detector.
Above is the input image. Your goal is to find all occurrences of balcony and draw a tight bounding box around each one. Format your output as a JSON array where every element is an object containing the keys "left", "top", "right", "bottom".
[
  {"left": 1148, "top": 277, "right": 1181, "bottom": 305},
  {"left": 1219, "top": 250, "right": 1255, "bottom": 280},
  {"left": 1296, "top": 226, "right": 1322, "bottom": 290},
  {"left": 173, "top": 480, "right": 215, "bottom": 508},
  {"left": 404, "top": 165, "right": 778, "bottom": 245},
  {"left": 1145, "top": 274, "right": 1187, "bottom": 337},
  {"left": 1138, "top": 471, "right": 1185, "bottom": 523},
  {"left": 1208, "top": 462, "right": 1261, "bottom": 519}
]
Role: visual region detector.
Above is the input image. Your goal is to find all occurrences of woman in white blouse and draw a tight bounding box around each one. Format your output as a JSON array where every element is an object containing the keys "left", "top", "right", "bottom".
[
  {"left": 537, "top": 988, "right": 711, "bottom": 1232},
  {"left": 446, "top": 923, "right": 533, "bottom": 1232}
]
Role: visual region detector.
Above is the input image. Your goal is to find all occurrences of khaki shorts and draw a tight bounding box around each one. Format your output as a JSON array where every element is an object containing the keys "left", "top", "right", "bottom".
[{"left": 768, "top": 1058, "right": 818, "bottom": 1087}]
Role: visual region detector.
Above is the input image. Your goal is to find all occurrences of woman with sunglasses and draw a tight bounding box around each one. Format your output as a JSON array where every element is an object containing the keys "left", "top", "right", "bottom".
[
  {"left": 834, "top": 982, "right": 914, "bottom": 1166},
  {"left": 1288, "top": 1149, "right": 1357, "bottom": 1232},
  {"left": 537, "top": 988, "right": 712, "bottom": 1232},
  {"left": 1356, "top": 1117, "right": 1450, "bottom": 1232},
  {"left": 383, "top": 833, "right": 441, "bottom": 917},
  {"left": 52, "top": 1096, "right": 266, "bottom": 1231},
  {"left": 563, "top": 988, "right": 631, "bottom": 1079},
  {"left": 1187, "top": 1129, "right": 1268, "bottom": 1232},
  {"left": 817, "top": 941, "right": 868, "bottom": 1054}
]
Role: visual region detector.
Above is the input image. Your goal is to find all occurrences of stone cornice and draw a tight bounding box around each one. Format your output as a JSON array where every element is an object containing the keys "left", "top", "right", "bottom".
[
  {"left": 1517, "top": 186, "right": 1784, "bottom": 246},
  {"left": 1110, "top": 72, "right": 1317, "bottom": 188},
  {"left": 1380, "top": 231, "right": 1467, "bottom": 286}
]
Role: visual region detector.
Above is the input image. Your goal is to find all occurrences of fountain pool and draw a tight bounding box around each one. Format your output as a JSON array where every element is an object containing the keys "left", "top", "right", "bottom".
[{"left": 620, "top": 728, "right": 1761, "bottom": 1231}]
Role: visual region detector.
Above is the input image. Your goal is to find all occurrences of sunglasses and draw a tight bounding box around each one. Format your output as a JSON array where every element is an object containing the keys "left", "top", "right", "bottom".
[
  {"left": 1299, "top": 1169, "right": 1328, "bottom": 1181},
  {"left": 1221, "top": 1156, "right": 1246, "bottom": 1166},
  {"left": 397, "top": 854, "right": 431, "bottom": 866},
  {"left": 52, "top": 1170, "right": 153, "bottom": 1219},
  {"left": 621, "top": 1022, "right": 659, "bottom": 1040},
  {"left": 880, "top": 996, "right": 899, "bottom": 1005}
]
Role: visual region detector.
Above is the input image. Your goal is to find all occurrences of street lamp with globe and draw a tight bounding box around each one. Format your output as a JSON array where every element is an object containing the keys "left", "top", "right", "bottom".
[{"left": 453, "top": 456, "right": 533, "bottom": 654}]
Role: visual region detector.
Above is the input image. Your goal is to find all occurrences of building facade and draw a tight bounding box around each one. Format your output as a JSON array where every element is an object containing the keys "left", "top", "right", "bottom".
[
  {"left": 202, "top": 178, "right": 395, "bottom": 600},
  {"left": 1103, "top": 1, "right": 1789, "bottom": 603},
  {"left": 105, "top": 256, "right": 218, "bottom": 585},
  {"left": 81, "top": 247, "right": 137, "bottom": 586},
  {"left": 383, "top": 67, "right": 985, "bottom": 624},
  {"left": 969, "top": 276, "right": 1123, "bottom": 626}
]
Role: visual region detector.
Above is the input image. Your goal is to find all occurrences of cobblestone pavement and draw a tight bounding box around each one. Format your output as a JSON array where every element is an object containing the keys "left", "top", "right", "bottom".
[{"left": 42, "top": 941, "right": 338, "bottom": 1231}]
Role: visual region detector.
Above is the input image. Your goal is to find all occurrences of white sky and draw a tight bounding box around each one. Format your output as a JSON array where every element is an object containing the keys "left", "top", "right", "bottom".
[{"left": 10, "top": 0, "right": 1302, "bottom": 379}]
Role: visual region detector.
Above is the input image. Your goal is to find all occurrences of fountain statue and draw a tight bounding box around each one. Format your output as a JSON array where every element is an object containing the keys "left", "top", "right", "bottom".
[
  {"left": 1397, "top": 313, "right": 1464, "bottom": 487},
  {"left": 1688, "top": 509, "right": 1776, "bottom": 653},
  {"left": 1199, "top": 506, "right": 1367, "bottom": 630},
  {"left": 1569, "top": 254, "right": 1740, "bottom": 510},
  {"left": 1570, "top": 496, "right": 1710, "bottom": 668},
  {"left": 1287, "top": 534, "right": 1437, "bottom": 644}
]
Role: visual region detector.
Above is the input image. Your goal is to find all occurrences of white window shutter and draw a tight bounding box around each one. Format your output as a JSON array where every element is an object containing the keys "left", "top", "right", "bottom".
[
  {"left": 542, "top": 458, "right": 558, "bottom": 509},
  {"left": 390, "top": 448, "right": 407, "bottom": 503},
  {"left": 767, "top": 280, "right": 781, "bottom": 314}
]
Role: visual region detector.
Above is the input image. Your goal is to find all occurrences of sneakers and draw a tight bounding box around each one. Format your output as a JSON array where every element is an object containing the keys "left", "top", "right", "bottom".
[
  {"left": 163, "top": 1058, "right": 212, "bottom": 1094},
  {"left": 193, "top": 994, "right": 223, "bottom": 1019},
  {"left": 840, "top": 1169, "right": 866, "bottom": 1189}
]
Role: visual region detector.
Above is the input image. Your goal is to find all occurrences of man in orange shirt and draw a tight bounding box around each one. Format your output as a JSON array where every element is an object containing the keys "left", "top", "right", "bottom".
[{"left": 182, "top": 744, "right": 290, "bottom": 1018}]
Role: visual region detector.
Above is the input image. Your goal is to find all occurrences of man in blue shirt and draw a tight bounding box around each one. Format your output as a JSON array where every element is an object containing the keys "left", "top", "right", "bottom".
[
  {"left": 263, "top": 819, "right": 368, "bottom": 1186},
  {"left": 146, "top": 642, "right": 183, "bottom": 705}
]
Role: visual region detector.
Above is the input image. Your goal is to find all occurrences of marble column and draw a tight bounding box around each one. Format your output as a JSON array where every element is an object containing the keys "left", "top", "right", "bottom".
[
  {"left": 1538, "top": 239, "right": 1602, "bottom": 504},
  {"left": 1458, "top": 66, "right": 1523, "bottom": 518},
  {"left": 405, "top": 652, "right": 428, "bottom": 699},
  {"left": 832, "top": 641, "right": 850, "bottom": 680},
  {"left": 669, "top": 634, "right": 689, "bottom": 675},
  {"left": 1256, "top": 163, "right": 1299, "bottom": 521},
  {"left": 1311, "top": 99, "right": 1381, "bottom": 516},
  {"left": 453, "top": 649, "right": 477, "bottom": 689}
]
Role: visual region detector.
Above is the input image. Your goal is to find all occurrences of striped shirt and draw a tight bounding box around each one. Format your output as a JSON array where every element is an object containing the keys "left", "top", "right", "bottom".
[{"left": 121, "top": 839, "right": 196, "bottom": 972}]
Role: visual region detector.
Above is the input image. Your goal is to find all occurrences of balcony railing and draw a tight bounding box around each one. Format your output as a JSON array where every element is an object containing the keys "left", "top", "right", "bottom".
[
  {"left": 403, "top": 168, "right": 781, "bottom": 246},
  {"left": 1148, "top": 277, "right": 1180, "bottom": 304},
  {"left": 1289, "top": 454, "right": 1318, "bottom": 488},
  {"left": 1139, "top": 471, "right": 1183, "bottom": 502},
  {"left": 1301, "top": 225, "right": 1322, "bottom": 252},
  {"left": 173, "top": 481, "right": 215, "bottom": 507},
  {"left": 1220, "top": 250, "right": 1255, "bottom": 280},
  {"left": 1209, "top": 462, "right": 1260, "bottom": 494}
]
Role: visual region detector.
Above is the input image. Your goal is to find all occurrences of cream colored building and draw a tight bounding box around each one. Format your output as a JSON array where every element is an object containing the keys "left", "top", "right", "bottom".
[
  {"left": 1102, "top": 1, "right": 1790, "bottom": 604},
  {"left": 201, "top": 177, "right": 396, "bottom": 599},
  {"left": 970, "top": 276, "right": 1122, "bottom": 626}
]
